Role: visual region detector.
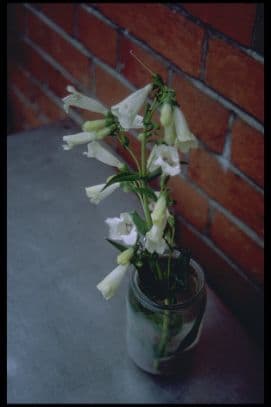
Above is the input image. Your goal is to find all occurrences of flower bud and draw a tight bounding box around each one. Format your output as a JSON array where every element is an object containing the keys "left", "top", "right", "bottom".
[
  {"left": 117, "top": 248, "right": 134, "bottom": 265},
  {"left": 138, "top": 132, "right": 145, "bottom": 142},
  {"left": 82, "top": 119, "right": 107, "bottom": 132},
  {"left": 151, "top": 194, "right": 167, "bottom": 224},
  {"left": 96, "top": 126, "right": 113, "bottom": 139},
  {"left": 160, "top": 103, "right": 172, "bottom": 127}
]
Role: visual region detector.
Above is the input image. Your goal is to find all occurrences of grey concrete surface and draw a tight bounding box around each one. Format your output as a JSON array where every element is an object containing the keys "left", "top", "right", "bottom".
[{"left": 7, "top": 122, "right": 264, "bottom": 403}]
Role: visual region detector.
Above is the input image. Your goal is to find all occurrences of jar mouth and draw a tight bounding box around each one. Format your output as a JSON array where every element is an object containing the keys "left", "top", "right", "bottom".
[{"left": 130, "top": 258, "right": 205, "bottom": 311}]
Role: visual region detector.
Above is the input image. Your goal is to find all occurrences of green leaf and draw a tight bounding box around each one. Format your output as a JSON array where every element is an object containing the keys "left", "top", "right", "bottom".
[
  {"left": 131, "top": 211, "right": 148, "bottom": 235},
  {"left": 102, "top": 171, "right": 142, "bottom": 191},
  {"left": 130, "top": 185, "right": 158, "bottom": 202},
  {"left": 106, "top": 238, "right": 127, "bottom": 252}
]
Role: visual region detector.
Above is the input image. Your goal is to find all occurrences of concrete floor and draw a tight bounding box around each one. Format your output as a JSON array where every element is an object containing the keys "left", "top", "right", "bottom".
[{"left": 7, "top": 122, "right": 264, "bottom": 403}]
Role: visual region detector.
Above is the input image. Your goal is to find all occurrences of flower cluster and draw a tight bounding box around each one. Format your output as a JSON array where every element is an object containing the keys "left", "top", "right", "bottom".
[{"left": 62, "top": 72, "right": 198, "bottom": 300}]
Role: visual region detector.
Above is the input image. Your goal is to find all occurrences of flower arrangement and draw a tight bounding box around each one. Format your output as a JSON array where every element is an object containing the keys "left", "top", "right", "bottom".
[
  {"left": 62, "top": 54, "right": 200, "bottom": 305},
  {"left": 61, "top": 54, "right": 207, "bottom": 374}
]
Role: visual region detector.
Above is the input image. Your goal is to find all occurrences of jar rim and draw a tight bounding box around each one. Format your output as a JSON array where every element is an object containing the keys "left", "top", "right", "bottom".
[{"left": 129, "top": 258, "right": 205, "bottom": 311}]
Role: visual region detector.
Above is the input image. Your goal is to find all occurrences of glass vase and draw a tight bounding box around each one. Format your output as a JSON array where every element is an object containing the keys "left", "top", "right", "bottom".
[{"left": 126, "top": 258, "right": 207, "bottom": 375}]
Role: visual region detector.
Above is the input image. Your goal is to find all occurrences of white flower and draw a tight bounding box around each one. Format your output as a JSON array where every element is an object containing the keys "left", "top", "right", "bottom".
[
  {"left": 105, "top": 213, "right": 137, "bottom": 246},
  {"left": 85, "top": 183, "right": 120, "bottom": 204},
  {"left": 164, "top": 123, "right": 176, "bottom": 146},
  {"left": 147, "top": 144, "right": 181, "bottom": 176},
  {"left": 62, "top": 132, "right": 97, "bottom": 150},
  {"left": 173, "top": 106, "right": 198, "bottom": 153},
  {"left": 97, "top": 264, "right": 129, "bottom": 300},
  {"left": 145, "top": 235, "right": 168, "bottom": 255},
  {"left": 111, "top": 83, "right": 152, "bottom": 129},
  {"left": 63, "top": 85, "right": 107, "bottom": 114},
  {"left": 83, "top": 141, "right": 123, "bottom": 169},
  {"left": 145, "top": 194, "right": 169, "bottom": 255},
  {"left": 160, "top": 102, "right": 173, "bottom": 127}
]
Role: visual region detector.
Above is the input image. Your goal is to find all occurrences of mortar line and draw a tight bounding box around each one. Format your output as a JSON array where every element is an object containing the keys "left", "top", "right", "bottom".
[{"left": 24, "top": 3, "right": 264, "bottom": 133}]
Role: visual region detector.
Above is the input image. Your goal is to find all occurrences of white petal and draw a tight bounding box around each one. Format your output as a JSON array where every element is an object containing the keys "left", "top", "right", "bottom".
[
  {"left": 97, "top": 264, "right": 129, "bottom": 300},
  {"left": 85, "top": 183, "right": 120, "bottom": 204},
  {"left": 147, "top": 144, "right": 181, "bottom": 176},
  {"left": 105, "top": 212, "right": 138, "bottom": 246},
  {"left": 145, "top": 235, "right": 167, "bottom": 255},
  {"left": 63, "top": 132, "right": 97, "bottom": 149},
  {"left": 173, "top": 106, "right": 193, "bottom": 142},
  {"left": 111, "top": 84, "right": 152, "bottom": 129},
  {"left": 63, "top": 85, "right": 107, "bottom": 114},
  {"left": 130, "top": 115, "right": 144, "bottom": 129},
  {"left": 83, "top": 141, "right": 123, "bottom": 168}
]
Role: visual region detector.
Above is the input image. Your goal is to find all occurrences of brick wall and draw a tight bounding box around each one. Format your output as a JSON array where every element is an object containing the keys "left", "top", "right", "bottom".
[{"left": 7, "top": 3, "right": 264, "bottom": 345}]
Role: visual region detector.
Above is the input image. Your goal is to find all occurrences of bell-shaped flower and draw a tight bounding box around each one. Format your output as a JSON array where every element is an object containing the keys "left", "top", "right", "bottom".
[
  {"left": 85, "top": 182, "right": 120, "bottom": 204},
  {"left": 173, "top": 106, "right": 198, "bottom": 153},
  {"left": 163, "top": 122, "right": 177, "bottom": 146},
  {"left": 145, "top": 234, "right": 168, "bottom": 255},
  {"left": 111, "top": 83, "right": 152, "bottom": 130},
  {"left": 63, "top": 85, "right": 107, "bottom": 114},
  {"left": 147, "top": 144, "right": 181, "bottom": 176},
  {"left": 160, "top": 102, "right": 173, "bottom": 127},
  {"left": 62, "top": 132, "right": 97, "bottom": 150},
  {"left": 105, "top": 212, "right": 137, "bottom": 246},
  {"left": 97, "top": 263, "right": 129, "bottom": 300},
  {"left": 145, "top": 194, "right": 169, "bottom": 254},
  {"left": 83, "top": 141, "right": 124, "bottom": 169}
]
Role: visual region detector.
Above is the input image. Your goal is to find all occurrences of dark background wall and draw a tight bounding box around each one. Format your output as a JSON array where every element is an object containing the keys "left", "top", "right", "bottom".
[{"left": 7, "top": 3, "right": 264, "bottom": 345}]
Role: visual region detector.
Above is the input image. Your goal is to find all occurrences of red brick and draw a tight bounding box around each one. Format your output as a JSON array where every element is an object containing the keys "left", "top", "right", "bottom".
[
  {"left": 119, "top": 36, "right": 168, "bottom": 88},
  {"left": 114, "top": 133, "right": 141, "bottom": 171},
  {"left": 27, "top": 11, "right": 92, "bottom": 89},
  {"left": 77, "top": 6, "right": 117, "bottom": 67},
  {"left": 14, "top": 4, "right": 27, "bottom": 34},
  {"left": 172, "top": 73, "right": 230, "bottom": 153},
  {"left": 168, "top": 176, "right": 209, "bottom": 231},
  {"left": 8, "top": 88, "right": 43, "bottom": 132},
  {"left": 231, "top": 119, "right": 264, "bottom": 188},
  {"left": 95, "top": 65, "right": 130, "bottom": 107},
  {"left": 175, "top": 220, "right": 264, "bottom": 344},
  {"left": 9, "top": 67, "right": 66, "bottom": 122},
  {"left": 182, "top": 3, "right": 256, "bottom": 46},
  {"left": 205, "top": 38, "right": 264, "bottom": 122},
  {"left": 95, "top": 3, "right": 204, "bottom": 77},
  {"left": 210, "top": 211, "right": 264, "bottom": 284},
  {"left": 188, "top": 148, "right": 264, "bottom": 237},
  {"left": 39, "top": 3, "right": 75, "bottom": 34}
]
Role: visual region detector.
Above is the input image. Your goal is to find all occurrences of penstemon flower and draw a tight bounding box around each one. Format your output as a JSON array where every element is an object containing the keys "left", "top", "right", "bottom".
[
  {"left": 62, "top": 132, "right": 98, "bottom": 150},
  {"left": 172, "top": 106, "right": 199, "bottom": 153},
  {"left": 83, "top": 141, "right": 124, "bottom": 169},
  {"left": 147, "top": 144, "right": 181, "bottom": 176},
  {"left": 145, "top": 194, "right": 169, "bottom": 254},
  {"left": 63, "top": 85, "right": 107, "bottom": 114},
  {"left": 97, "top": 263, "right": 129, "bottom": 300},
  {"left": 85, "top": 183, "right": 120, "bottom": 204},
  {"left": 111, "top": 84, "right": 152, "bottom": 129},
  {"left": 105, "top": 213, "right": 137, "bottom": 246}
]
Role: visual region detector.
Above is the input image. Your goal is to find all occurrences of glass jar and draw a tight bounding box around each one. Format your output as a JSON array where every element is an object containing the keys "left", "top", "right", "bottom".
[{"left": 126, "top": 258, "right": 207, "bottom": 375}]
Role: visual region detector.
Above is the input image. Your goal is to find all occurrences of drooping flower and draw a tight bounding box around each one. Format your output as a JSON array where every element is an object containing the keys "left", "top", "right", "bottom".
[
  {"left": 83, "top": 141, "right": 124, "bottom": 169},
  {"left": 85, "top": 182, "right": 120, "bottom": 204},
  {"left": 160, "top": 102, "right": 173, "bottom": 127},
  {"left": 63, "top": 85, "right": 107, "bottom": 114},
  {"left": 111, "top": 84, "right": 152, "bottom": 129},
  {"left": 173, "top": 106, "right": 198, "bottom": 153},
  {"left": 145, "top": 193, "right": 169, "bottom": 255},
  {"left": 97, "top": 263, "right": 129, "bottom": 300},
  {"left": 105, "top": 213, "right": 137, "bottom": 246},
  {"left": 147, "top": 144, "right": 181, "bottom": 176},
  {"left": 62, "top": 132, "right": 98, "bottom": 150}
]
